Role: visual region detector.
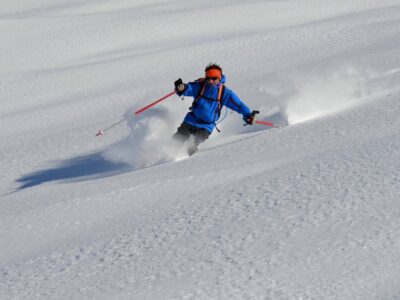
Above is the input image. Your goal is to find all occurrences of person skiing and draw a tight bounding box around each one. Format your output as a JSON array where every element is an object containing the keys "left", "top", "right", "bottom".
[{"left": 173, "top": 63, "right": 258, "bottom": 155}]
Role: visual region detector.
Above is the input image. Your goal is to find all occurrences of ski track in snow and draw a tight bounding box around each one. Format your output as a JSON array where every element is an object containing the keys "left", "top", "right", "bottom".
[{"left": 1, "top": 0, "right": 400, "bottom": 299}]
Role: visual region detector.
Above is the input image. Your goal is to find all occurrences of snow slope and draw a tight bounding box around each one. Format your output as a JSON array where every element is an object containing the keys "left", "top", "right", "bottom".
[{"left": 1, "top": 0, "right": 400, "bottom": 299}]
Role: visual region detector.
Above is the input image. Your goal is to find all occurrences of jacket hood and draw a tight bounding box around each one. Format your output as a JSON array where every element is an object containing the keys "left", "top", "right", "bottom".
[{"left": 220, "top": 74, "right": 226, "bottom": 84}]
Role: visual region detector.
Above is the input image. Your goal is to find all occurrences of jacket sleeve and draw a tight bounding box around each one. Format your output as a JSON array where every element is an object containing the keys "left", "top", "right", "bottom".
[
  {"left": 182, "top": 81, "right": 201, "bottom": 98},
  {"left": 224, "top": 90, "right": 251, "bottom": 116}
]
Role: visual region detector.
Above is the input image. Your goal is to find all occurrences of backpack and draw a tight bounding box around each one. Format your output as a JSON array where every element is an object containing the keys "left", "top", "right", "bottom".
[{"left": 189, "top": 78, "right": 226, "bottom": 125}]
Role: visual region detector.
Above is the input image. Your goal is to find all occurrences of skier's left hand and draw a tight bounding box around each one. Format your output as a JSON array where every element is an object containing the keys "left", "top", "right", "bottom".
[{"left": 243, "top": 110, "right": 259, "bottom": 125}]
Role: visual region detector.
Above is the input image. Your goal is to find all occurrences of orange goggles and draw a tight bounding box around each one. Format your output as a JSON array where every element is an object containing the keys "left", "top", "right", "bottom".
[{"left": 205, "top": 69, "right": 222, "bottom": 80}]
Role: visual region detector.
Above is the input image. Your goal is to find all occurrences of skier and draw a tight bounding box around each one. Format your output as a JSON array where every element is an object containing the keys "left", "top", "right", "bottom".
[{"left": 173, "top": 63, "right": 258, "bottom": 155}]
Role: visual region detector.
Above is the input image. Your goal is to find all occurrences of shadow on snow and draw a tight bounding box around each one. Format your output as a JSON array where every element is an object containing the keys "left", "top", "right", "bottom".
[{"left": 15, "top": 152, "right": 132, "bottom": 191}]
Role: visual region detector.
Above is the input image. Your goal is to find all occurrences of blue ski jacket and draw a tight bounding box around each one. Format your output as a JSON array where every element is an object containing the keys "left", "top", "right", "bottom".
[{"left": 181, "top": 75, "right": 251, "bottom": 133}]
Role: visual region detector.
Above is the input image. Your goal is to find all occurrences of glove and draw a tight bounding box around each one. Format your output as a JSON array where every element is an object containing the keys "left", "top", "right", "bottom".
[
  {"left": 174, "top": 78, "right": 187, "bottom": 96},
  {"left": 243, "top": 110, "right": 260, "bottom": 125}
]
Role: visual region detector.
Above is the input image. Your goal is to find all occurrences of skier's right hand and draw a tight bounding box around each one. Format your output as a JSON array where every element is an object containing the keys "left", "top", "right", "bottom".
[{"left": 174, "top": 78, "right": 187, "bottom": 96}]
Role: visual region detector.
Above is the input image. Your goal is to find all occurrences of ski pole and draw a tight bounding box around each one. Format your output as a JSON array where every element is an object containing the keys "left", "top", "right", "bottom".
[
  {"left": 134, "top": 90, "right": 176, "bottom": 116},
  {"left": 96, "top": 90, "right": 176, "bottom": 136},
  {"left": 243, "top": 110, "right": 275, "bottom": 128},
  {"left": 255, "top": 120, "right": 274, "bottom": 127},
  {"left": 243, "top": 119, "right": 275, "bottom": 127},
  {"left": 250, "top": 110, "right": 275, "bottom": 127},
  {"left": 96, "top": 118, "right": 125, "bottom": 136}
]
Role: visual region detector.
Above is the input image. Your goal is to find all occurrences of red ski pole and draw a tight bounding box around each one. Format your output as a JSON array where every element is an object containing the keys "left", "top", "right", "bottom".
[
  {"left": 255, "top": 120, "right": 274, "bottom": 127},
  {"left": 134, "top": 90, "right": 176, "bottom": 116},
  {"left": 96, "top": 90, "right": 176, "bottom": 136}
]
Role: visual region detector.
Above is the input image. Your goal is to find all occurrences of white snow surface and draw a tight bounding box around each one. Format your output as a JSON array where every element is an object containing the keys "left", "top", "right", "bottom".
[{"left": 1, "top": 0, "right": 400, "bottom": 299}]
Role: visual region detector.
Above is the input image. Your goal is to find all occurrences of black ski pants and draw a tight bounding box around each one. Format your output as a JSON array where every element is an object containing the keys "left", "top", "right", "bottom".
[{"left": 173, "top": 122, "right": 210, "bottom": 155}]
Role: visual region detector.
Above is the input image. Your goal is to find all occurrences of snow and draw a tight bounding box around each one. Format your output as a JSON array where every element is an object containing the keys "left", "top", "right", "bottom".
[{"left": 1, "top": 0, "right": 400, "bottom": 299}]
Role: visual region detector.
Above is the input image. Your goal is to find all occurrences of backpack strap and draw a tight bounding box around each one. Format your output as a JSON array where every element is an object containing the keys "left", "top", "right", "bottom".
[
  {"left": 214, "top": 85, "right": 225, "bottom": 133},
  {"left": 216, "top": 84, "right": 224, "bottom": 117}
]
